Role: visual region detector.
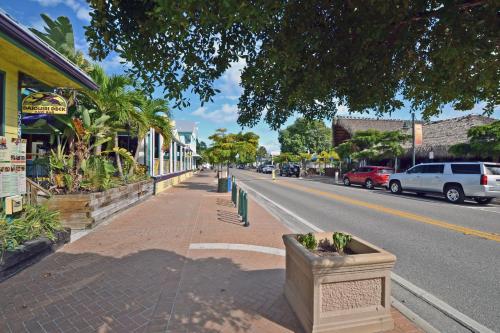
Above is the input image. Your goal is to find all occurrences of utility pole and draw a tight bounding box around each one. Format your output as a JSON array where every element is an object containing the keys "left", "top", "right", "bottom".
[{"left": 412, "top": 111, "right": 416, "bottom": 166}]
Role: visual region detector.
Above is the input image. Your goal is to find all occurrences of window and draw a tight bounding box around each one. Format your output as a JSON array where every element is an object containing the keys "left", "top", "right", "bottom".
[
  {"left": 357, "top": 167, "right": 370, "bottom": 173},
  {"left": 378, "top": 169, "right": 394, "bottom": 174},
  {"left": 485, "top": 164, "right": 500, "bottom": 175},
  {"left": 407, "top": 165, "right": 424, "bottom": 174},
  {"left": 423, "top": 164, "right": 444, "bottom": 173},
  {"left": 451, "top": 164, "right": 480, "bottom": 174}
]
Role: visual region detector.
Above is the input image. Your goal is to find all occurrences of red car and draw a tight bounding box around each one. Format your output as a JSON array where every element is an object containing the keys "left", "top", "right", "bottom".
[{"left": 343, "top": 166, "right": 394, "bottom": 189}]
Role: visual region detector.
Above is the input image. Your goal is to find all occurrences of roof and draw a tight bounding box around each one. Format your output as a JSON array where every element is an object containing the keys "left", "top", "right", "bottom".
[
  {"left": 334, "top": 116, "right": 417, "bottom": 134},
  {"left": 175, "top": 120, "right": 198, "bottom": 135},
  {"left": 412, "top": 114, "right": 497, "bottom": 157},
  {"left": 0, "top": 11, "right": 98, "bottom": 90}
]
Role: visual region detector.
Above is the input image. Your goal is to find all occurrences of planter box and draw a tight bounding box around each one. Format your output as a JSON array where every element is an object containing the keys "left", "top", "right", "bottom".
[
  {"left": 0, "top": 228, "right": 70, "bottom": 282},
  {"left": 154, "top": 170, "right": 193, "bottom": 194},
  {"left": 47, "top": 180, "right": 153, "bottom": 229},
  {"left": 283, "top": 232, "right": 396, "bottom": 333}
]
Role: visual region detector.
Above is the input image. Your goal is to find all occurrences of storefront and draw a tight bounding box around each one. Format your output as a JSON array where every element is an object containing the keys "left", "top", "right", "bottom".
[{"left": 0, "top": 11, "right": 97, "bottom": 199}]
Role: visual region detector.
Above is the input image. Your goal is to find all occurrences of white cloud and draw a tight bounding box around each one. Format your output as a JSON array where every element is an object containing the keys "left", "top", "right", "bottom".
[
  {"left": 192, "top": 104, "right": 239, "bottom": 123},
  {"left": 218, "top": 58, "right": 246, "bottom": 100},
  {"left": 32, "top": 0, "right": 91, "bottom": 22},
  {"left": 100, "top": 55, "right": 131, "bottom": 71}
]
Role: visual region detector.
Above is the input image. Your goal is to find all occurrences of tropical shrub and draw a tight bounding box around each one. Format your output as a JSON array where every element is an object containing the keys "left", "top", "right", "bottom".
[
  {"left": 0, "top": 205, "right": 62, "bottom": 257},
  {"left": 297, "top": 233, "right": 317, "bottom": 250},
  {"left": 80, "top": 156, "right": 117, "bottom": 192}
]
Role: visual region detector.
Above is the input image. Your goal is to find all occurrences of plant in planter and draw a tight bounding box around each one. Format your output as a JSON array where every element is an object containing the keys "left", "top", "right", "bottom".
[{"left": 283, "top": 231, "right": 396, "bottom": 333}]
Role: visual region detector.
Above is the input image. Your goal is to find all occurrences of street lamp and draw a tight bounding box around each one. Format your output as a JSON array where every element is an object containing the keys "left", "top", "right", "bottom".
[{"left": 411, "top": 111, "right": 416, "bottom": 166}]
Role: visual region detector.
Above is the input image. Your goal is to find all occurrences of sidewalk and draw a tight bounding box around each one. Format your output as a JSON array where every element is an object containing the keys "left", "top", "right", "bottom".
[{"left": 0, "top": 172, "right": 422, "bottom": 332}]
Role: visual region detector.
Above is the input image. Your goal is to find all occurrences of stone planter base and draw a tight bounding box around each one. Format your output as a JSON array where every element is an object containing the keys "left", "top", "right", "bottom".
[
  {"left": 154, "top": 171, "right": 194, "bottom": 194},
  {"left": 0, "top": 228, "right": 70, "bottom": 282},
  {"left": 283, "top": 232, "right": 396, "bottom": 333}
]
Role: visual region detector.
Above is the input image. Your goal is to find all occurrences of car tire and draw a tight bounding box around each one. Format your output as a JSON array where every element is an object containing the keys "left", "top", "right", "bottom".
[
  {"left": 364, "top": 178, "right": 374, "bottom": 189},
  {"left": 389, "top": 180, "right": 402, "bottom": 194},
  {"left": 343, "top": 177, "right": 351, "bottom": 186},
  {"left": 474, "top": 197, "right": 493, "bottom": 205},
  {"left": 444, "top": 185, "right": 465, "bottom": 204}
]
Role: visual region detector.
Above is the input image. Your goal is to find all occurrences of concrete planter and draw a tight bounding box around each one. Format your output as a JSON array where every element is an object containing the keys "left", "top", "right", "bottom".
[
  {"left": 283, "top": 232, "right": 396, "bottom": 333},
  {"left": 0, "top": 228, "right": 70, "bottom": 282},
  {"left": 47, "top": 180, "right": 153, "bottom": 229}
]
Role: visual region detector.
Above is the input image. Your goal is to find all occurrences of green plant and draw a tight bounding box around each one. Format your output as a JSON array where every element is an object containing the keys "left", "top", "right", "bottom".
[
  {"left": 297, "top": 233, "right": 317, "bottom": 251},
  {"left": 332, "top": 232, "right": 352, "bottom": 255},
  {"left": 0, "top": 206, "right": 62, "bottom": 259},
  {"left": 81, "top": 156, "right": 116, "bottom": 191}
]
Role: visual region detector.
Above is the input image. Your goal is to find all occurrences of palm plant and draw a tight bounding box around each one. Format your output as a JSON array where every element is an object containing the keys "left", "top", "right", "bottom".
[{"left": 29, "top": 14, "right": 93, "bottom": 73}]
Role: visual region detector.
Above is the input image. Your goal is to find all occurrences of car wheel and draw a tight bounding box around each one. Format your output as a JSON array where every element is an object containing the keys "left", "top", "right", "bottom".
[
  {"left": 343, "top": 177, "right": 351, "bottom": 186},
  {"left": 474, "top": 197, "right": 493, "bottom": 205},
  {"left": 364, "top": 178, "right": 374, "bottom": 189},
  {"left": 389, "top": 180, "right": 402, "bottom": 194},
  {"left": 445, "top": 185, "right": 465, "bottom": 204}
]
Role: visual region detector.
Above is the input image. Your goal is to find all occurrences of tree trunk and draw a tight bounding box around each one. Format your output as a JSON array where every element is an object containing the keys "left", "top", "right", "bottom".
[
  {"left": 114, "top": 133, "right": 124, "bottom": 178},
  {"left": 128, "top": 135, "right": 144, "bottom": 176}
]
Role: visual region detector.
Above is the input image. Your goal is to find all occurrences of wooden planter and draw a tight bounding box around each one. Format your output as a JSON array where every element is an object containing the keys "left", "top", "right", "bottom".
[
  {"left": 0, "top": 229, "right": 70, "bottom": 282},
  {"left": 283, "top": 232, "right": 396, "bottom": 333},
  {"left": 47, "top": 180, "right": 153, "bottom": 229}
]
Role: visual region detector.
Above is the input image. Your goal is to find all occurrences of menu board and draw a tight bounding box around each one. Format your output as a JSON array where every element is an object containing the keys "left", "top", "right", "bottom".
[{"left": 0, "top": 137, "right": 27, "bottom": 197}]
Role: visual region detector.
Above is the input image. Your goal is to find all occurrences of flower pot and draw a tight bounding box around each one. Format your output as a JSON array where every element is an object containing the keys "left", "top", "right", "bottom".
[{"left": 283, "top": 232, "right": 396, "bottom": 333}]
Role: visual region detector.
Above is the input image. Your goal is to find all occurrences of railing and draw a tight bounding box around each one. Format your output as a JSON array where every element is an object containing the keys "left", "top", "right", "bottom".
[
  {"left": 231, "top": 176, "right": 249, "bottom": 227},
  {"left": 25, "top": 178, "right": 51, "bottom": 206}
]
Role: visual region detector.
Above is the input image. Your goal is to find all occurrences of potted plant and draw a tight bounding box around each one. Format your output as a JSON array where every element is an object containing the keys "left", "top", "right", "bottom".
[{"left": 283, "top": 232, "right": 396, "bottom": 333}]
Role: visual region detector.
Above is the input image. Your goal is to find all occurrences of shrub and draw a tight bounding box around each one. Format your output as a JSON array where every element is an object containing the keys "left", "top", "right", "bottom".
[
  {"left": 332, "top": 232, "right": 352, "bottom": 255},
  {"left": 0, "top": 205, "right": 62, "bottom": 258},
  {"left": 297, "top": 233, "right": 317, "bottom": 250}
]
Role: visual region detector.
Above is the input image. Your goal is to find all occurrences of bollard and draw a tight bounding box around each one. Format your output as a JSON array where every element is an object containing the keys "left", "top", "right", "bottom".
[
  {"left": 231, "top": 181, "right": 237, "bottom": 206},
  {"left": 242, "top": 192, "right": 249, "bottom": 227},
  {"left": 272, "top": 169, "right": 276, "bottom": 181},
  {"left": 238, "top": 188, "right": 242, "bottom": 216}
]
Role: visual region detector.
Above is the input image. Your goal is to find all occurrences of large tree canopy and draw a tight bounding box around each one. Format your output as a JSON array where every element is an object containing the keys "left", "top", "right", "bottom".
[
  {"left": 278, "top": 118, "right": 332, "bottom": 155},
  {"left": 86, "top": 1, "right": 499, "bottom": 129}
]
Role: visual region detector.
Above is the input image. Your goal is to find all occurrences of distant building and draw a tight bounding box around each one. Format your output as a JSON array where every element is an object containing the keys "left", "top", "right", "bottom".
[
  {"left": 175, "top": 120, "right": 201, "bottom": 167},
  {"left": 332, "top": 114, "right": 497, "bottom": 167}
]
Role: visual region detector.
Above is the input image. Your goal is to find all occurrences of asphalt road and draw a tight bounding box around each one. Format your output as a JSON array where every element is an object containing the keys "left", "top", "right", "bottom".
[{"left": 231, "top": 169, "right": 500, "bottom": 333}]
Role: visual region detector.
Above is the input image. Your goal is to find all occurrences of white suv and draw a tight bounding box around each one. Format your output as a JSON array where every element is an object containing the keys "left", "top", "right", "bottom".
[{"left": 388, "top": 162, "right": 500, "bottom": 204}]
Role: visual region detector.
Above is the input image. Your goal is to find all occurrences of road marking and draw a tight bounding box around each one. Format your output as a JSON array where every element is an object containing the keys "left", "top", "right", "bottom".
[
  {"left": 189, "top": 243, "right": 285, "bottom": 256},
  {"left": 237, "top": 175, "right": 496, "bottom": 333},
  {"left": 274, "top": 180, "right": 500, "bottom": 242}
]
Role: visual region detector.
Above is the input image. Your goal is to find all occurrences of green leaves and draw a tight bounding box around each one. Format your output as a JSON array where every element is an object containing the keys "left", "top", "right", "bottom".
[
  {"left": 449, "top": 121, "right": 500, "bottom": 160},
  {"left": 332, "top": 232, "right": 352, "bottom": 255},
  {"left": 278, "top": 118, "right": 332, "bottom": 155},
  {"left": 297, "top": 233, "right": 317, "bottom": 251}
]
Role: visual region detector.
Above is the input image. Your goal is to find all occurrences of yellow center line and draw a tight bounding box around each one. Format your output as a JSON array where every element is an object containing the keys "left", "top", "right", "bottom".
[{"left": 248, "top": 174, "right": 500, "bottom": 242}]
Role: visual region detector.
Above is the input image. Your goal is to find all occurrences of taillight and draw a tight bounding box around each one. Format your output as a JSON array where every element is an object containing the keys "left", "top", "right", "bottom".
[{"left": 480, "top": 175, "right": 488, "bottom": 185}]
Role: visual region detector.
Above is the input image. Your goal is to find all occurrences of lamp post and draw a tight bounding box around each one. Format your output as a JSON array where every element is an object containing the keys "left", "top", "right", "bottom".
[{"left": 411, "top": 111, "right": 416, "bottom": 166}]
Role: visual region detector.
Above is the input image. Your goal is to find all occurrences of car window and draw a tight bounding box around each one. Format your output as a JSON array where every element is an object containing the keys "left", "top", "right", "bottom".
[
  {"left": 407, "top": 165, "right": 424, "bottom": 174},
  {"left": 485, "top": 164, "right": 500, "bottom": 175},
  {"left": 378, "top": 169, "right": 394, "bottom": 174},
  {"left": 423, "top": 164, "right": 444, "bottom": 173},
  {"left": 451, "top": 164, "right": 480, "bottom": 174},
  {"left": 358, "top": 167, "right": 369, "bottom": 172}
]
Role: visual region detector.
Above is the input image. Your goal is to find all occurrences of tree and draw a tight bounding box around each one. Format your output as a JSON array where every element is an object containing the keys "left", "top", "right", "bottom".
[
  {"left": 86, "top": 1, "right": 498, "bottom": 128},
  {"left": 30, "top": 14, "right": 93, "bottom": 73},
  {"left": 449, "top": 121, "right": 500, "bottom": 161},
  {"left": 278, "top": 118, "right": 331, "bottom": 155},
  {"left": 256, "top": 146, "right": 268, "bottom": 164}
]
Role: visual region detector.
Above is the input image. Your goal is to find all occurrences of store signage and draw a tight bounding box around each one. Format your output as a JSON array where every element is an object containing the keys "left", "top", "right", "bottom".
[
  {"left": 22, "top": 92, "right": 68, "bottom": 115},
  {"left": 0, "top": 137, "right": 27, "bottom": 197},
  {"left": 414, "top": 124, "right": 423, "bottom": 146}
]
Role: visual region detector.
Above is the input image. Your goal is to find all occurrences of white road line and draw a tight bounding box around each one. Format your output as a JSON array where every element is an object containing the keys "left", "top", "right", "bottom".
[
  {"left": 237, "top": 175, "right": 495, "bottom": 333},
  {"left": 189, "top": 243, "right": 285, "bottom": 256}
]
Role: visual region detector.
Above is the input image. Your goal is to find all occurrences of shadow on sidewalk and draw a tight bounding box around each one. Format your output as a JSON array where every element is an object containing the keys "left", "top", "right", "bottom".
[{"left": 0, "top": 248, "right": 301, "bottom": 332}]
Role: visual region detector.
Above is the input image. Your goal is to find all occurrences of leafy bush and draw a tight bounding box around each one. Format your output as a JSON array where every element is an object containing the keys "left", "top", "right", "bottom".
[
  {"left": 0, "top": 205, "right": 62, "bottom": 258},
  {"left": 297, "top": 233, "right": 317, "bottom": 250},
  {"left": 332, "top": 232, "right": 352, "bottom": 255},
  {"left": 81, "top": 156, "right": 117, "bottom": 191}
]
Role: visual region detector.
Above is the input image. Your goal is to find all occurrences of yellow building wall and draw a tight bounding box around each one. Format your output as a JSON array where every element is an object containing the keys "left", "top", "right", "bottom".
[{"left": 0, "top": 35, "right": 87, "bottom": 138}]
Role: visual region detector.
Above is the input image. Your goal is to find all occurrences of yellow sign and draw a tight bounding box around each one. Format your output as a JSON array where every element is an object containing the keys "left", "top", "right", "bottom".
[{"left": 22, "top": 92, "right": 68, "bottom": 115}]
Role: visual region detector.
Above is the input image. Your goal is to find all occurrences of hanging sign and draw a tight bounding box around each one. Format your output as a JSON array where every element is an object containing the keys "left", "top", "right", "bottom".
[
  {"left": 414, "top": 124, "right": 423, "bottom": 146},
  {"left": 22, "top": 92, "right": 68, "bottom": 115}
]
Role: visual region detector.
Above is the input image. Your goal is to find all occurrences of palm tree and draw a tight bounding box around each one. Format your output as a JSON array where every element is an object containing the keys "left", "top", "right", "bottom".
[
  {"left": 129, "top": 96, "right": 173, "bottom": 176},
  {"left": 83, "top": 65, "right": 146, "bottom": 178},
  {"left": 29, "top": 14, "right": 93, "bottom": 73}
]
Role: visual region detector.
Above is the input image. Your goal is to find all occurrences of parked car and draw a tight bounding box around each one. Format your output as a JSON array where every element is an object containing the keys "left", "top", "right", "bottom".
[
  {"left": 388, "top": 162, "right": 500, "bottom": 204},
  {"left": 237, "top": 165, "right": 246, "bottom": 169},
  {"left": 343, "top": 166, "right": 394, "bottom": 189},
  {"left": 280, "top": 163, "right": 300, "bottom": 177},
  {"left": 262, "top": 165, "right": 275, "bottom": 174},
  {"left": 257, "top": 164, "right": 264, "bottom": 173}
]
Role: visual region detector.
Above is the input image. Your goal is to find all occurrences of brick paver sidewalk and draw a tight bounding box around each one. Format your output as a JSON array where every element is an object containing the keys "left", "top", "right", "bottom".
[{"left": 0, "top": 171, "right": 422, "bottom": 333}]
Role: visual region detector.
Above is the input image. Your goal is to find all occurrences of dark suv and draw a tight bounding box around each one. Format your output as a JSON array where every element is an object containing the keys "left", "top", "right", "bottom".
[{"left": 280, "top": 163, "right": 300, "bottom": 177}]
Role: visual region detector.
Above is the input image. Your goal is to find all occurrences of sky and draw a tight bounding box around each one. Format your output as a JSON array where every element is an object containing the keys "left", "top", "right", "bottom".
[{"left": 2, "top": 0, "right": 498, "bottom": 153}]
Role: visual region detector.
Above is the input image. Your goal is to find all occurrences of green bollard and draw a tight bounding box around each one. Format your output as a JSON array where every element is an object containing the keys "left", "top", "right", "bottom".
[{"left": 243, "top": 191, "right": 249, "bottom": 227}]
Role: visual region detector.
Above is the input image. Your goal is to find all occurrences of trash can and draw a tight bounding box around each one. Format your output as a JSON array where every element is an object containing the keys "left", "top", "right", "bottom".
[
  {"left": 227, "top": 177, "right": 232, "bottom": 193},
  {"left": 218, "top": 178, "right": 228, "bottom": 193}
]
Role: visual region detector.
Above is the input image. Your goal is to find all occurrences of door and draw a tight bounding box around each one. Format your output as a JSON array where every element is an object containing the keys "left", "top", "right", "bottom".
[
  {"left": 403, "top": 165, "right": 425, "bottom": 189},
  {"left": 353, "top": 167, "right": 368, "bottom": 184},
  {"left": 419, "top": 164, "right": 445, "bottom": 192}
]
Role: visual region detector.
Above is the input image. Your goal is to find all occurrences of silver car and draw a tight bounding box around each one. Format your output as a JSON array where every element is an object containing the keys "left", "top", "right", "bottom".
[{"left": 388, "top": 162, "right": 500, "bottom": 204}]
